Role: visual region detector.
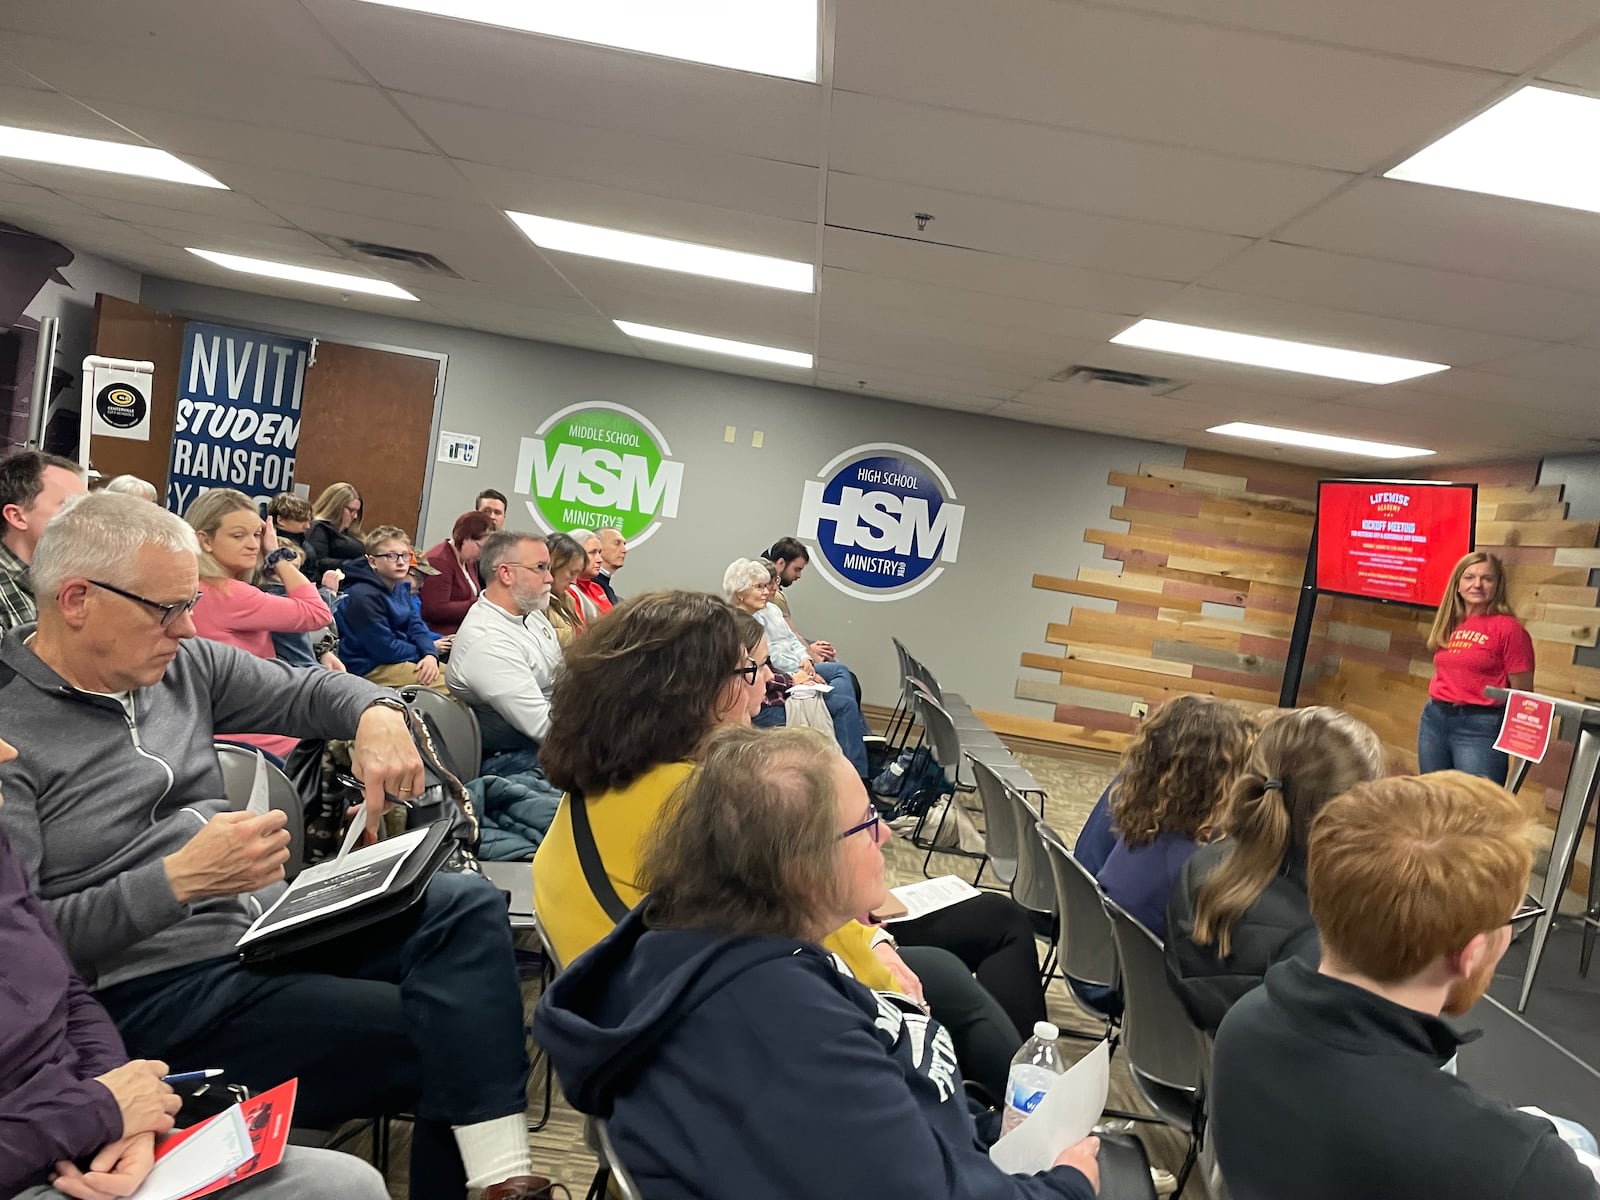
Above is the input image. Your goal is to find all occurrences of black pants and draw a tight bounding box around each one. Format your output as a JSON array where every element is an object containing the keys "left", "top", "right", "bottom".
[
  {"left": 892, "top": 892, "right": 1047, "bottom": 1038},
  {"left": 99, "top": 873, "right": 531, "bottom": 1200},
  {"left": 898, "top": 945, "right": 1021, "bottom": 1099}
]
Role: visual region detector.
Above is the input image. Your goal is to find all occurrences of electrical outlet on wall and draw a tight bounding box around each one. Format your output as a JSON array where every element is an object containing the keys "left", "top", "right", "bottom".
[{"left": 1130, "top": 701, "right": 1149, "bottom": 719}]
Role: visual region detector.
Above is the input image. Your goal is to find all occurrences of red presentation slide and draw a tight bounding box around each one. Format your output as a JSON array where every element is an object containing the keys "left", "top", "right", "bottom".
[{"left": 1315, "top": 481, "right": 1475, "bottom": 608}]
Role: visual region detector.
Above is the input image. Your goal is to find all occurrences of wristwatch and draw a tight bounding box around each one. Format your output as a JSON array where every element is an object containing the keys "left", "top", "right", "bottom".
[{"left": 363, "top": 696, "right": 410, "bottom": 719}]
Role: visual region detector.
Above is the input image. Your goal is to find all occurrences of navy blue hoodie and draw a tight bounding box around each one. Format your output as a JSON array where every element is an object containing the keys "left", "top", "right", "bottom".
[
  {"left": 335, "top": 556, "right": 438, "bottom": 676},
  {"left": 536, "top": 907, "right": 1094, "bottom": 1200}
]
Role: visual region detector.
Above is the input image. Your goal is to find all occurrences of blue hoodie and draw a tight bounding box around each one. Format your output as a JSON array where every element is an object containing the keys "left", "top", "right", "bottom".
[
  {"left": 335, "top": 556, "right": 437, "bottom": 676},
  {"left": 535, "top": 907, "right": 1094, "bottom": 1200}
]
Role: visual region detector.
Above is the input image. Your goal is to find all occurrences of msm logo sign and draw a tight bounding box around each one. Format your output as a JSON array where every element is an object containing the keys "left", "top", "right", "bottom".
[
  {"left": 796, "top": 443, "right": 965, "bottom": 602},
  {"left": 514, "top": 402, "right": 684, "bottom": 546}
]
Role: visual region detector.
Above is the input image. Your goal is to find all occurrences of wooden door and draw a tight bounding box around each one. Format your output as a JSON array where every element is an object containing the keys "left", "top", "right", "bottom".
[
  {"left": 88, "top": 295, "right": 184, "bottom": 487},
  {"left": 293, "top": 341, "right": 439, "bottom": 538}
]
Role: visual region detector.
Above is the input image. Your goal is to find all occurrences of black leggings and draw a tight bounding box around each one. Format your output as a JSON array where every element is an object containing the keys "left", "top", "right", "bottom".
[
  {"left": 892, "top": 892, "right": 1047, "bottom": 1039},
  {"left": 897, "top": 945, "right": 1020, "bottom": 1099}
]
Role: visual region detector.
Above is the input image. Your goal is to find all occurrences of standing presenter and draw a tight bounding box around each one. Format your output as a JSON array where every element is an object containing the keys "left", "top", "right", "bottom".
[{"left": 1418, "top": 552, "right": 1535, "bottom": 784}]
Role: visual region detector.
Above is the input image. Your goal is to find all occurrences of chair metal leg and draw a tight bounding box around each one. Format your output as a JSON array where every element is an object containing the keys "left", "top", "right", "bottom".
[
  {"left": 1582, "top": 826, "right": 1600, "bottom": 978},
  {"left": 584, "top": 1167, "right": 611, "bottom": 1200},
  {"left": 1173, "top": 1135, "right": 1200, "bottom": 1198}
]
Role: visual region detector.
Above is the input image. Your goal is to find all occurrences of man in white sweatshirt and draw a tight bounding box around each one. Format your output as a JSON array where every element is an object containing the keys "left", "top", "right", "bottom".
[{"left": 447, "top": 530, "right": 562, "bottom": 761}]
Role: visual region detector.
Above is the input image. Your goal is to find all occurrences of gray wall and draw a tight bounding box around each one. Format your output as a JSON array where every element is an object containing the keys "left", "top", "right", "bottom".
[
  {"left": 140, "top": 276, "right": 1183, "bottom": 716},
  {"left": 23, "top": 250, "right": 141, "bottom": 430}
]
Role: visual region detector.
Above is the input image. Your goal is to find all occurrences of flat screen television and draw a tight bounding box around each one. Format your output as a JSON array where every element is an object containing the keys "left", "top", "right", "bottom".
[{"left": 1315, "top": 479, "right": 1477, "bottom": 609}]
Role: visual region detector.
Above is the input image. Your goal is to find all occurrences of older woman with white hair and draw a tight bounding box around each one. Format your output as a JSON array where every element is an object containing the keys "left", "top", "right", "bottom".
[
  {"left": 100, "top": 474, "right": 159, "bottom": 502},
  {"left": 723, "top": 557, "right": 870, "bottom": 780}
]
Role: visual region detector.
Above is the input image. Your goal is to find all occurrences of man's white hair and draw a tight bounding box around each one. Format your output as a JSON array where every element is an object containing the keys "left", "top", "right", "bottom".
[
  {"left": 722, "top": 557, "right": 771, "bottom": 602},
  {"left": 32, "top": 491, "right": 198, "bottom": 608},
  {"left": 101, "top": 474, "right": 159, "bottom": 502}
]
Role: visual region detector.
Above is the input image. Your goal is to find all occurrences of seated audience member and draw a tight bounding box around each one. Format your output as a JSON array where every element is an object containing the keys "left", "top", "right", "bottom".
[
  {"left": 187, "top": 489, "right": 335, "bottom": 760},
  {"left": 724, "top": 558, "right": 870, "bottom": 781},
  {"left": 336, "top": 525, "right": 446, "bottom": 690},
  {"left": 763, "top": 536, "right": 837, "bottom": 662},
  {"left": 0, "top": 492, "right": 544, "bottom": 1200},
  {"left": 1213, "top": 773, "right": 1600, "bottom": 1200},
  {"left": 1097, "top": 695, "right": 1253, "bottom": 940},
  {"left": 446, "top": 532, "right": 561, "bottom": 773},
  {"left": 1166, "top": 706, "right": 1384, "bottom": 1035},
  {"left": 595, "top": 526, "right": 625, "bottom": 605},
  {"left": 533, "top": 592, "right": 1022, "bottom": 1097},
  {"left": 421, "top": 511, "right": 492, "bottom": 635},
  {"left": 537, "top": 726, "right": 1101, "bottom": 1200},
  {"left": 476, "top": 488, "right": 507, "bottom": 531},
  {"left": 100, "top": 474, "right": 158, "bottom": 502},
  {"left": 303, "top": 482, "right": 365, "bottom": 579},
  {"left": 567, "top": 529, "right": 613, "bottom": 622},
  {"left": 262, "top": 493, "right": 342, "bottom": 671},
  {"left": 266, "top": 492, "right": 313, "bottom": 546},
  {"left": 0, "top": 734, "right": 390, "bottom": 1200},
  {"left": 544, "top": 532, "right": 586, "bottom": 646},
  {"left": 0, "top": 451, "right": 87, "bottom": 632}
]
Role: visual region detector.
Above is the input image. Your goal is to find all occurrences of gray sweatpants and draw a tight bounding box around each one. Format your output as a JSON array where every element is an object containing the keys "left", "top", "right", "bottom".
[{"left": 15, "top": 1145, "right": 389, "bottom": 1200}]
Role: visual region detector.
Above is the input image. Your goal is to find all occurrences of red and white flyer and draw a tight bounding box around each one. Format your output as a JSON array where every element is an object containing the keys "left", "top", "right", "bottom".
[{"left": 1494, "top": 692, "right": 1557, "bottom": 765}]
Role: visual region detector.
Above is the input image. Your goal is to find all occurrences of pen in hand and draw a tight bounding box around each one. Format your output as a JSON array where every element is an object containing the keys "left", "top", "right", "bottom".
[{"left": 161, "top": 1069, "right": 224, "bottom": 1084}]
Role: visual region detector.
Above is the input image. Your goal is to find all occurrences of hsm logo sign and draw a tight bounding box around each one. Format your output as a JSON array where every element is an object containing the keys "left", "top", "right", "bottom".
[
  {"left": 515, "top": 402, "right": 683, "bottom": 545},
  {"left": 797, "top": 443, "right": 965, "bottom": 602}
]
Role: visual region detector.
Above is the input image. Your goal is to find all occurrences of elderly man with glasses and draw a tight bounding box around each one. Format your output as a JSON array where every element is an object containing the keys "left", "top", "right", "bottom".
[{"left": 0, "top": 492, "right": 549, "bottom": 1200}]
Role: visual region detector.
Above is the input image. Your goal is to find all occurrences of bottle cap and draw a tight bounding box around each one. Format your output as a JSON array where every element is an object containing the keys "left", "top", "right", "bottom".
[{"left": 1033, "top": 1020, "right": 1059, "bottom": 1040}]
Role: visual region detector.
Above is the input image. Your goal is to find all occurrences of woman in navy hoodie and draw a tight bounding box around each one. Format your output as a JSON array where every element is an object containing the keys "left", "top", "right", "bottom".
[
  {"left": 0, "top": 733, "right": 387, "bottom": 1200},
  {"left": 536, "top": 725, "right": 1103, "bottom": 1200},
  {"left": 335, "top": 525, "right": 446, "bottom": 690}
]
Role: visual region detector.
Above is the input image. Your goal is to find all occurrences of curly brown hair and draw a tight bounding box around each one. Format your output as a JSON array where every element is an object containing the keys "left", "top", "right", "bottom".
[{"left": 1109, "top": 695, "right": 1255, "bottom": 850}]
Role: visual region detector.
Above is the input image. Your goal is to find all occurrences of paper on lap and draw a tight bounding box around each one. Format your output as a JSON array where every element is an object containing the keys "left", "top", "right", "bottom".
[
  {"left": 882, "top": 875, "right": 982, "bottom": 923},
  {"left": 988, "top": 1040, "right": 1110, "bottom": 1176}
]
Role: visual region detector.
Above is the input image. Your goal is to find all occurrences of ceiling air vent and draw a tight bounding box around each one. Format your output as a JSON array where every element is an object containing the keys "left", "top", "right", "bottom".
[
  {"left": 1048, "top": 365, "right": 1186, "bottom": 395},
  {"left": 326, "top": 237, "right": 463, "bottom": 279}
]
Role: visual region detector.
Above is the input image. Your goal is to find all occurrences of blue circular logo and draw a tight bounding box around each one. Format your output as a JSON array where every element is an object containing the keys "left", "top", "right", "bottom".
[{"left": 796, "top": 443, "right": 965, "bottom": 602}]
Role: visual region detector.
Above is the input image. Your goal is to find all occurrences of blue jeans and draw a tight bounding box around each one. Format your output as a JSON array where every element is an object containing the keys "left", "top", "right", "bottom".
[
  {"left": 753, "top": 704, "right": 786, "bottom": 728},
  {"left": 1418, "top": 700, "right": 1508, "bottom": 785},
  {"left": 99, "top": 873, "right": 530, "bottom": 1200},
  {"left": 815, "top": 660, "right": 870, "bottom": 778}
]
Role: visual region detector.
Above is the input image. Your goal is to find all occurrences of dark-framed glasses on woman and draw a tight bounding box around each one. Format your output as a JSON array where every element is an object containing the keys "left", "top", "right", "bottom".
[{"left": 730, "top": 656, "right": 772, "bottom": 685}]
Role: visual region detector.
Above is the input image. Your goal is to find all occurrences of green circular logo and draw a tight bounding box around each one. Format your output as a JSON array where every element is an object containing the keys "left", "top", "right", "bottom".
[{"left": 516, "top": 402, "right": 683, "bottom": 545}]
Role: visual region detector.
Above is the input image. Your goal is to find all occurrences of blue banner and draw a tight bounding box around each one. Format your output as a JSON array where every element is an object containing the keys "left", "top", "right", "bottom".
[{"left": 167, "top": 321, "right": 310, "bottom": 514}]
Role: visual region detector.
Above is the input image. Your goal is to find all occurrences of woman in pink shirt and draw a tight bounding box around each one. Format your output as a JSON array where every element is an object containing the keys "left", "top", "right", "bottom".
[
  {"left": 1419, "top": 552, "right": 1536, "bottom": 784},
  {"left": 187, "top": 488, "right": 334, "bottom": 761}
]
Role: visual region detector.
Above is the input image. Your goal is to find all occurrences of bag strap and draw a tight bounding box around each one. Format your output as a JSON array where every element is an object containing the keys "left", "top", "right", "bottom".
[{"left": 569, "top": 788, "right": 629, "bottom": 922}]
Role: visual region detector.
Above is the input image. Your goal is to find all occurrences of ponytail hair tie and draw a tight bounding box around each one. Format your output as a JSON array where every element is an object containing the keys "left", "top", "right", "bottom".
[{"left": 1262, "top": 778, "right": 1285, "bottom": 792}]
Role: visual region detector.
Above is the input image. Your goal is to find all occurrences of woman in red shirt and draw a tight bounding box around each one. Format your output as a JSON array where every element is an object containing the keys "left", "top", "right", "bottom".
[
  {"left": 420, "top": 510, "right": 491, "bottom": 635},
  {"left": 1419, "top": 552, "right": 1535, "bottom": 784}
]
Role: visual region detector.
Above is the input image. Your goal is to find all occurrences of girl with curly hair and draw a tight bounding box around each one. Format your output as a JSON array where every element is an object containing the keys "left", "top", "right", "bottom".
[{"left": 1095, "top": 695, "right": 1256, "bottom": 938}]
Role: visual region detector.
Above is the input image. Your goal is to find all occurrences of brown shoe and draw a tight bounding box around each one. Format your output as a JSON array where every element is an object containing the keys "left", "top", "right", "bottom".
[{"left": 481, "top": 1175, "right": 555, "bottom": 1200}]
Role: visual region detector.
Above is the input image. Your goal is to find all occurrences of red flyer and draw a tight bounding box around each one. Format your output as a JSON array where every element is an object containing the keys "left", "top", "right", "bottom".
[
  {"left": 1494, "top": 692, "right": 1556, "bottom": 765},
  {"left": 153, "top": 1079, "right": 298, "bottom": 1199}
]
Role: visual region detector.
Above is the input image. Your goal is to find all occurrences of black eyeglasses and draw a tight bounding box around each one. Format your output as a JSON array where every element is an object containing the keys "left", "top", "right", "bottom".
[
  {"left": 839, "top": 807, "right": 882, "bottom": 844},
  {"left": 89, "top": 580, "right": 202, "bottom": 629},
  {"left": 369, "top": 551, "right": 411, "bottom": 564},
  {"left": 731, "top": 655, "right": 772, "bottom": 685}
]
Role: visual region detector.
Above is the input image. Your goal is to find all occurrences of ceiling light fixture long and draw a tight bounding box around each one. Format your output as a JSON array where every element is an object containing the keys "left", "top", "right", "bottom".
[
  {"left": 1110, "top": 319, "right": 1448, "bottom": 384},
  {"left": 187, "top": 249, "right": 419, "bottom": 300},
  {"left": 354, "top": 0, "right": 819, "bottom": 81},
  {"left": 0, "top": 124, "right": 224, "bottom": 188},
  {"left": 614, "top": 320, "right": 812, "bottom": 368},
  {"left": 1208, "top": 421, "right": 1434, "bottom": 459},
  {"left": 1387, "top": 86, "right": 1600, "bottom": 214},
  {"left": 508, "top": 213, "right": 813, "bottom": 292}
]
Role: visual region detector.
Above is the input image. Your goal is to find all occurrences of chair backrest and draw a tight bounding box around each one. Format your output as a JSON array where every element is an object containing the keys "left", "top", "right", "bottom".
[
  {"left": 909, "top": 655, "right": 950, "bottom": 709},
  {"left": 595, "top": 1117, "right": 644, "bottom": 1200},
  {"left": 1038, "top": 826, "right": 1119, "bottom": 989},
  {"left": 399, "top": 685, "right": 482, "bottom": 781},
  {"left": 535, "top": 914, "right": 567, "bottom": 974},
  {"left": 913, "top": 691, "right": 967, "bottom": 789},
  {"left": 1104, "top": 896, "right": 1202, "bottom": 1094},
  {"left": 215, "top": 744, "right": 306, "bottom": 881},
  {"left": 1006, "top": 789, "right": 1056, "bottom": 918},
  {"left": 891, "top": 638, "right": 918, "bottom": 710},
  {"left": 968, "top": 756, "right": 1020, "bottom": 885}
]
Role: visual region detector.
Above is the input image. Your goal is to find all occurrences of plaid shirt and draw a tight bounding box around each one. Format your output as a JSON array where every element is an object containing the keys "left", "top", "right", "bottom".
[{"left": 0, "top": 540, "right": 36, "bottom": 631}]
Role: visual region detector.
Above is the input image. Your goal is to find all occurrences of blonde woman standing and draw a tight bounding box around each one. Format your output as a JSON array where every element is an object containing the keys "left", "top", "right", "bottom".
[{"left": 1419, "top": 552, "right": 1534, "bottom": 784}]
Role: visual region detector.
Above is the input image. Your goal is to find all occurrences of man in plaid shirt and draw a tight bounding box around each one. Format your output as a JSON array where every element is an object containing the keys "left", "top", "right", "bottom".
[{"left": 0, "top": 451, "right": 86, "bottom": 631}]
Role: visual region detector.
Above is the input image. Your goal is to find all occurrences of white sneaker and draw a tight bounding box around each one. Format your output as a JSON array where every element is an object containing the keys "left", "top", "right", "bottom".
[{"left": 1150, "top": 1168, "right": 1178, "bottom": 1195}]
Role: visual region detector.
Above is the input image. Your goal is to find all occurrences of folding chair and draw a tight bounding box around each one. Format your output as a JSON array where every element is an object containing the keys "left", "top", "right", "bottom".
[
  {"left": 587, "top": 1117, "right": 644, "bottom": 1200},
  {"left": 968, "top": 756, "right": 1021, "bottom": 891},
  {"left": 1037, "top": 826, "right": 1122, "bottom": 1040},
  {"left": 215, "top": 744, "right": 307, "bottom": 881},
  {"left": 1003, "top": 788, "right": 1060, "bottom": 981},
  {"left": 398, "top": 685, "right": 483, "bottom": 781}
]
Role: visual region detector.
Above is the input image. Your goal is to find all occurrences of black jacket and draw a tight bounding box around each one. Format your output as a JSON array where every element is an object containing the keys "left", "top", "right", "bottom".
[
  {"left": 1164, "top": 840, "right": 1319, "bottom": 1035},
  {"left": 1214, "top": 959, "right": 1599, "bottom": 1200},
  {"left": 304, "top": 519, "right": 365, "bottom": 579}
]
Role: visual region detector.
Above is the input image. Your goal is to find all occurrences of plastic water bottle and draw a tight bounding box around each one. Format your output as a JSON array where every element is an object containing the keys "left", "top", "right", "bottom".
[{"left": 1000, "top": 1020, "right": 1066, "bottom": 1135}]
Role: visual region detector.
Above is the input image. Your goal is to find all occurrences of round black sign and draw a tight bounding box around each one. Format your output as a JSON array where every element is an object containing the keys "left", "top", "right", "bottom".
[{"left": 95, "top": 381, "right": 147, "bottom": 431}]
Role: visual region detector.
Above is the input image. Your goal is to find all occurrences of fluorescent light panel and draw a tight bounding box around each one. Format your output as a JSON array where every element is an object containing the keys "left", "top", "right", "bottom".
[
  {"left": 355, "top": 0, "right": 818, "bottom": 81},
  {"left": 1387, "top": 87, "right": 1600, "bottom": 214},
  {"left": 1111, "top": 319, "right": 1448, "bottom": 385},
  {"left": 508, "top": 213, "right": 812, "bottom": 293},
  {"left": 187, "top": 250, "right": 418, "bottom": 301},
  {"left": 0, "top": 123, "right": 224, "bottom": 188},
  {"left": 615, "top": 320, "right": 812, "bottom": 368},
  {"left": 1208, "top": 422, "right": 1434, "bottom": 460}
]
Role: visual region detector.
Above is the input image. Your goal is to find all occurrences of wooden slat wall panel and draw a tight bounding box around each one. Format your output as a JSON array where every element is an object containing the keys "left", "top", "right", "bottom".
[{"left": 1019, "top": 451, "right": 1600, "bottom": 837}]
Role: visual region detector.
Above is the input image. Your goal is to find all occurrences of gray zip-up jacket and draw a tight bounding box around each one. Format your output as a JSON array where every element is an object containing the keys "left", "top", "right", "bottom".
[{"left": 0, "top": 627, "right": 387, "bottom": 989}]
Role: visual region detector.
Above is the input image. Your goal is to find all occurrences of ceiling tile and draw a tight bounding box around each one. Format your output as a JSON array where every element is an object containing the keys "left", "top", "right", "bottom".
[
  {"left": 1538, "top": 29, "right": 1600, "bottom": 90},
  {"left": 1469, "top": 344, "right": 1600, "bottom": 387},
  {"left": 0, "top": 83, "right": 144, "bottom": 141}
]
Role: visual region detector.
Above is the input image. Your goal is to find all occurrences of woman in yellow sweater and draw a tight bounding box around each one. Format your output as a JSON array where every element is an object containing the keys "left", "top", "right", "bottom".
[{"left": 532, "top": 592, "right": 1021, "bottom": 1096}]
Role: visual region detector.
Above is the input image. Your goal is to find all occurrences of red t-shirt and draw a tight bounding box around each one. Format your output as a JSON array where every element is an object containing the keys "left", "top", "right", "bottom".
[{"left": 1429, "top": 614, "right": 1535, "bottom": 705}]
